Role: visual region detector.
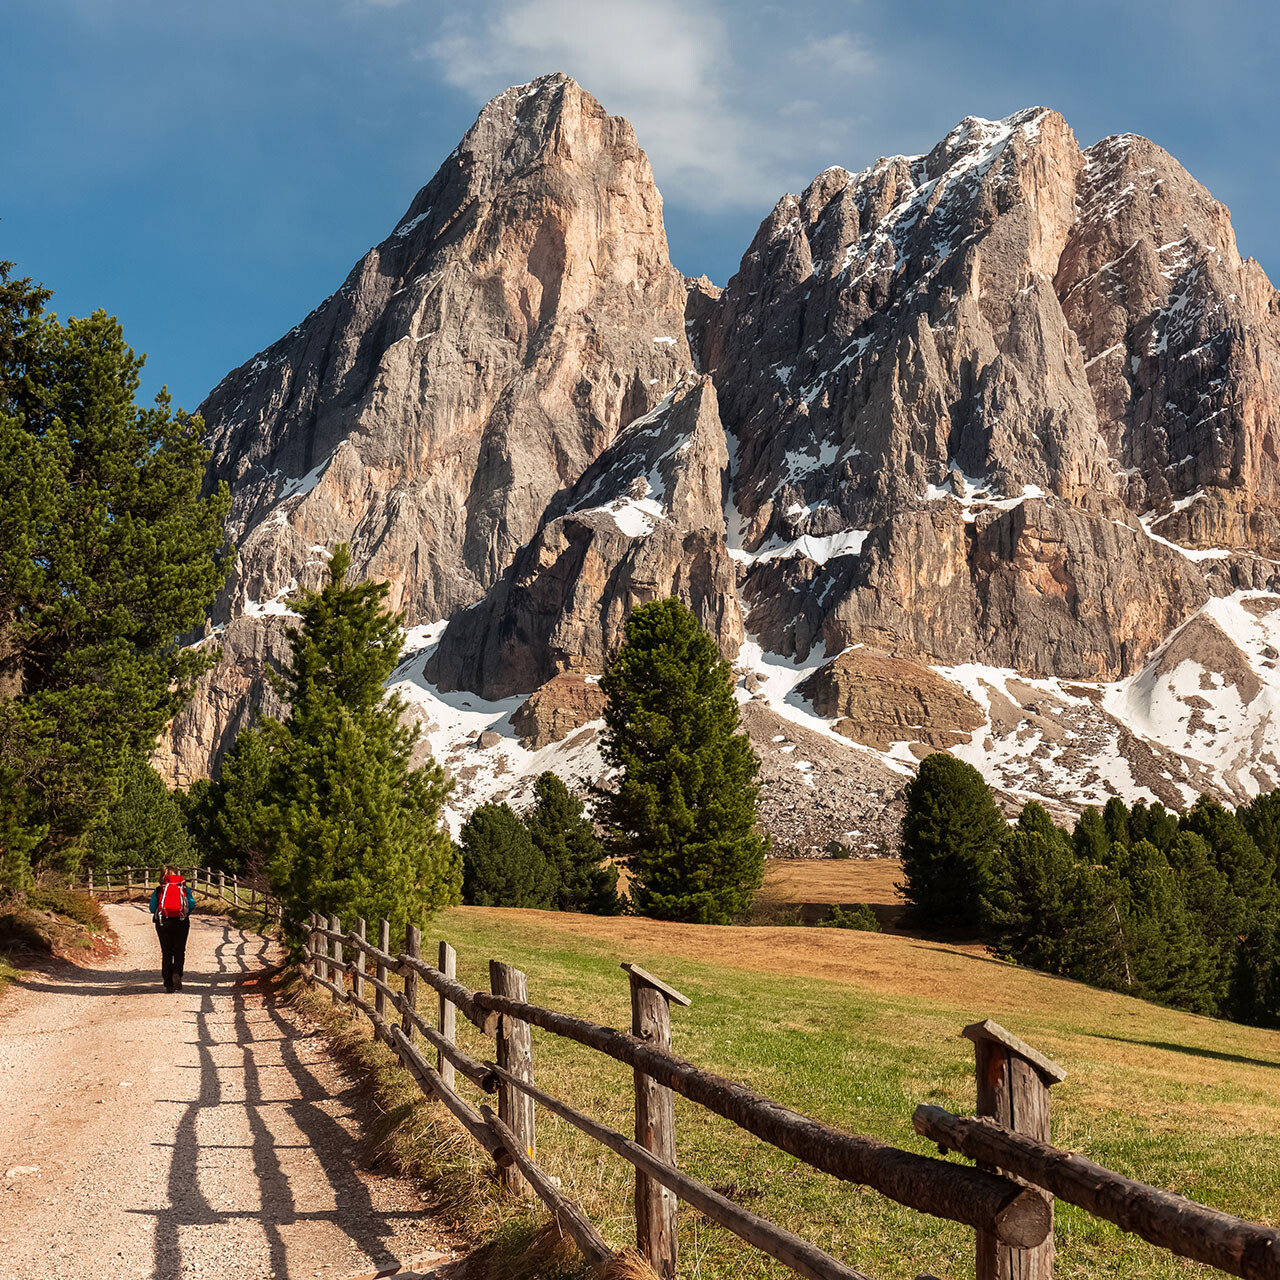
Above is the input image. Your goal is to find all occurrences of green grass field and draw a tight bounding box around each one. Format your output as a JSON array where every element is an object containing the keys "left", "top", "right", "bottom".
[{"left": 370, "top": 903, "right": 1280, "bottom": 1280}]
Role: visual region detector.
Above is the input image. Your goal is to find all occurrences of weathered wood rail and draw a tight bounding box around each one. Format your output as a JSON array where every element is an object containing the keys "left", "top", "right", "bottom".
[
  {"left": 74, "top": 864, "right": 281, "bottom": 922},
  {"left": 302, "top": 911, "right": 1280, "bottom": 1280}
]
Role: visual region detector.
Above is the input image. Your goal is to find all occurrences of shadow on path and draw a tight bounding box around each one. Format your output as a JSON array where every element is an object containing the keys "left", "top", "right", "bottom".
[{"left": 132, "top": 919, "right": 419, "bottom": 1280}]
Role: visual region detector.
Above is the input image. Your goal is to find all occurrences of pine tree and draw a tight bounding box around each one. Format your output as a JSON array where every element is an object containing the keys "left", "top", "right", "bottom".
[
  {"left": 83, "top": 754, "right": 192, "bottom": 872},
  {"left": 1227, "top": 910, "right": 1280, "bottom": 1028},
  {"left": 260, "top": 547, "right": 460, "bottom": 935},
  {"left": 1103, "top": 796, "right": 1132, "bottom": 847},
  {"left": 984, "top": 802, "right": 1081, "bottom": 970},
  {"left": 1181, "top": 794, "right": 1272, "bottom": 914},
  {"left": 1129, "top": 800, "right": 1179, "bottom": 852},
  {"left": 1166, "top": 829, "right": 1243, "bottom": 1009},
  {"left": 899, "top": 753, "right": 1005, "bottom": 931},
  {"left": 524, "top": 771, "right": 621, "bottom": 914},
  {"left": 1239, "top": 789, "right": 1280, "bottom": 869},
  {"left": 1073, "top": 807, "right": 1110, "bottom": 862},
  {"left": 185, "top": 726, "right": 274, "bottom": 873},
  {"left": 0, "top": 263, "right": 229, "bottom": 887},
  {"left": 599, "top": 598, "right": 766, "bottom": 924},
  {"left": 1110, "top": 838, "right": 1210, "bottom": 1010},
  {"left": 461, "top": 801, "right": 556, "bottom": 908}
]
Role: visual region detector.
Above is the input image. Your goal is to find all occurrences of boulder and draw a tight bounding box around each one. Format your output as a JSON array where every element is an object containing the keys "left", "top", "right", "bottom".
[{"left": 511, "top": 675, "right": 608, "bottom": 750}]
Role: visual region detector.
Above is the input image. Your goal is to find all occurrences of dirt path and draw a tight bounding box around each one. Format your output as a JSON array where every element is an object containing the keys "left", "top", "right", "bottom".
[{"left": 0, "top": 903, "right": 458, "bottom": 1280}]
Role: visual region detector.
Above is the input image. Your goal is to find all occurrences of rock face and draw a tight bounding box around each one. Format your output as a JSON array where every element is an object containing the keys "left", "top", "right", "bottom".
[
  {"left": 172, "top": 73, "right": 696, "bottom": 764},
  {"left": 428, "top": 374, "right": 741, "bottom": 699},
  {"left": 162, "top": 77, "right": 1280, "bottom": 839},
  {"left": 798, "top": 651, "right": 984, "bottom": 751}
]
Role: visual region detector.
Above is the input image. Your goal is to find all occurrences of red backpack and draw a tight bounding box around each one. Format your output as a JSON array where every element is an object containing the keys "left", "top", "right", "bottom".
[{"left": 159, "top": 876, "right": 188, "bottom": 920}]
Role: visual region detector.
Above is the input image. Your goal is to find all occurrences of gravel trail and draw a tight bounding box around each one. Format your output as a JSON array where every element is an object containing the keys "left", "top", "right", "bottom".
[{"left": 0, "top": 903, "right": 459, "bottom": 1280}]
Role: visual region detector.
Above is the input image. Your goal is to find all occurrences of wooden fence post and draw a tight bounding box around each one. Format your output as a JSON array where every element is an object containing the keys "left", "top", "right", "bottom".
[
  {"left": 375, "top": 920, "right": 391, "bottom": 1022},
  {"left": 106, "top": 870, "right": 112, "bottom": 895},
  {"left": 353, "top": 918, "right": 366, "bottom": 1006},
  {"left": 306, "top": 914, "right": 317, "bottom": 983},
  {"left": 329, "top": 914, "right": 344, "bottom": 1006},
  {"left": 966, "top": 1020, "right": 1065, "bottom": 1280},
  {"left": 232, "top": 874, "right": 239, "bottom": 907},
  {"left": 624, "top": 963, "right": 691, "bottom": 1279},
  {"left": 87, "top": 868, "right": 93, "bottom": 896},
  {"left": 490, "top": 961, "right": 535, "bottom": 1198},
  {"left": 402, "top": 925, "right": 420, "bottom": 1053},
  {"left": 144, "top": 866, "right": 150, "bottom": 891},
  {"left": 439, "top": 941, "right": 457, "bottom": 1090},
  {"left": 126, "top": 867, "right": 133, "bottom": 896},
  {"left": 218, "top": 869, "right": 226, "bottom": 903}
]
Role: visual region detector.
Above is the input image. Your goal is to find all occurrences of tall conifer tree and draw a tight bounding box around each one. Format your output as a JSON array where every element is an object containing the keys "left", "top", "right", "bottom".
[
  {"left": 460, "top": 801, "right": 555, "bottom": 908},
  {"left": 260, "top": 547, "right": 460, "bottom": 933},
  {"left": 524, "top": 771, "right": 620, "bottom": 914},
  {"left": 600, "top": 598, "right": 766, "bottom": 924},
  {"left": 900, "top": 753, "right": 1005, "bottom": 930},
  {"left": 0, "top": 262, "right": 229, "bottom": 887}
]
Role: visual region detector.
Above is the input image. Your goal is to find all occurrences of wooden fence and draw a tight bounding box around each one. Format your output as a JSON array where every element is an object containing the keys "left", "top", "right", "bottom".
[
  {"left": 302, "top": 913, "right": 1280, "bottom": 1280},
  {"left": 75, "top": 864, "right": 281, "bottom": 922}
]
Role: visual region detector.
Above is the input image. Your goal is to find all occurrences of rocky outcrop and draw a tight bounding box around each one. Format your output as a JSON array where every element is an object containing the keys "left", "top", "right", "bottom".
[
  {"left": 511, "top": 674, "right": 607, "bottom": 750},
  {"left": 153, "top": 615, "right": 291, "bottom": 786},
  {"left": 1057, "top": 134, "right": 1280, "bottom": 538},
  {"left": 201, "top": 73, "right": 693, "bottom": 628},
  {"left": 798, "top": 650, "right": 984, "bottom": 751},
  {"left": 167, "top": 73, "right": 696, "bottom": 771},
  {"left": 737, "top": 700, "right": 906, "bottom": 856}
]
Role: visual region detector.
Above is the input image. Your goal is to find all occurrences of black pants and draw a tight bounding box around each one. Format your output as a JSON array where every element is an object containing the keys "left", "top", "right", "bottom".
[{"left": 155, "top": 917, "right": 190, "bottom": 988}]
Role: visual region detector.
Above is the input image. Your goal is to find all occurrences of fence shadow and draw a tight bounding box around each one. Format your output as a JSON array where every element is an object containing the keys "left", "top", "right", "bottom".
[{"left": 141, "top": 920, "right": 416, "bottom": 1280}]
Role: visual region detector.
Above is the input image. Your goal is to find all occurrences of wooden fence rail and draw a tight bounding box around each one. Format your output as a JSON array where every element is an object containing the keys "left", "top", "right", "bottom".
[
  {"left": 74, "top": 865, "right": 282, "bottom": 923},
  {"left": 294, "top": 910, "right": 1280, "bottom": 1280}
]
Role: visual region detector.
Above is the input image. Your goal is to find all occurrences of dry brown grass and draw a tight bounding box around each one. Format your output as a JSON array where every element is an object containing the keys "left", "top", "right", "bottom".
[
  {"left": 287, "top": 902, "right": 1280, "bottom": 1279},
  {"left": 761, "top": 857, "right": 905, "bottom": 907}
]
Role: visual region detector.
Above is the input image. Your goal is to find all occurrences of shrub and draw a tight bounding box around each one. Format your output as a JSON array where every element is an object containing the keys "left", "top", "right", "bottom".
[
  {"left": 822, "top": 903, "right": 881, "bottom": 932},
  {"left": 27, "top": 886, "right": 104, "bottom": 930}
]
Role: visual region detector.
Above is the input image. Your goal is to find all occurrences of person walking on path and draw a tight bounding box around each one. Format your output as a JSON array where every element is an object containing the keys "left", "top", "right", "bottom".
[{"left": 149, "top": 866, "right": 195, "bottom": 991}]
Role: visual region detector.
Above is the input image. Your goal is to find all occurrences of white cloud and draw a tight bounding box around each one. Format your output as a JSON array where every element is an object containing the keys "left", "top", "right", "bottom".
[
  {"left": 791, "top": 32, "right": 876, "bottom": 78},
  {"left": 424, "top": 0, "right": 803, "bottom": 209}
]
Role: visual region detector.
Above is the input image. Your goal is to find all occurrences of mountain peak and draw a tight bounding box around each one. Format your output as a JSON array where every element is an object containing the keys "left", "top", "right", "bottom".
[{"left": 167, "top": 85, "right": 1280, "bottom": 845}]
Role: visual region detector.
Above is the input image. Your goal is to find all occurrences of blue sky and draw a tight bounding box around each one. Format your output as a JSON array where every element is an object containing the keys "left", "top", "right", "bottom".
[{"left": 6, "top": 0, "right": 1278, "bottom": 411}]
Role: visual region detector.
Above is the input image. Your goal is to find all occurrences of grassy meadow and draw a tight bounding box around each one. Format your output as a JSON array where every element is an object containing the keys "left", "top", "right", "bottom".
[{"left": 294, "top": 859, "right": 1280, "bottom": 1279}]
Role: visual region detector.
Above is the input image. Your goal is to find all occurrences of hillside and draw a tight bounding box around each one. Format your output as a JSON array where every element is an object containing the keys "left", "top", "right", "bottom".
[
  {"left": 157, "top": 73, "right": 1280, "bottom": 849},
  {"left": 427, "top": 901, "right": 1280, "bottom": 1279}
]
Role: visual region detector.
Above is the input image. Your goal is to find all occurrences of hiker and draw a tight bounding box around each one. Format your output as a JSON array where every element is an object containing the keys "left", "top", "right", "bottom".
[{"left": 149, "top": 866, "right": 195, "bottom": 992}]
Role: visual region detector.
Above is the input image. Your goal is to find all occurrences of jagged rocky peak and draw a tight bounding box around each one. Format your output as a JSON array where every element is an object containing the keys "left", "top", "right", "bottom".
[
  {"left": 161, "top": 83, "right": 1280, "bottom": 834},
  {"left": 1057, "top": 131, "right": 1280, "bottom": 549},
  {"left": 166, "top": 74, "right": 698, "bottom": 771},
  {"left": 702, "top": 103, "right": 1280, "bottom": 683},
  {"left": 202, "top": 71, "right": 693, "bottom": 627},
  {"left": 705, "top": 106, "right": 1113, "bottom": 564},
  {"left": 428, "top": 373, "right": 741, "bottom": 700}
]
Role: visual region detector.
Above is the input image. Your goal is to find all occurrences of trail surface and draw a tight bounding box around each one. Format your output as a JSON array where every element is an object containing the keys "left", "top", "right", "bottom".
[{"left": 0, "top": 903, "right": 457, "bottom": 1280}]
